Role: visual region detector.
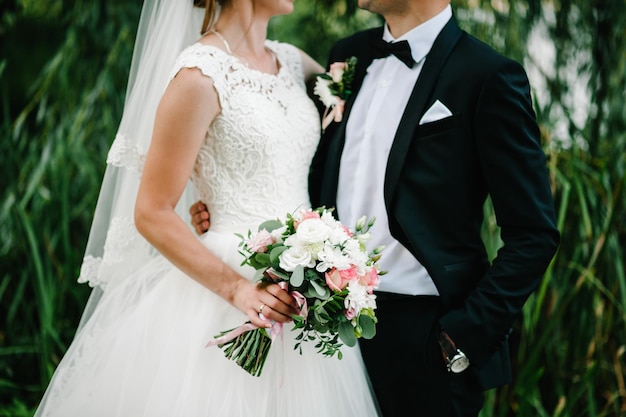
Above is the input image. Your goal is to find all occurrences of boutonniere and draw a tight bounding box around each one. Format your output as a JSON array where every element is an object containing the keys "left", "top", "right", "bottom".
[{"left": 313, "top": 56, "right": 357, "bottom": 131}]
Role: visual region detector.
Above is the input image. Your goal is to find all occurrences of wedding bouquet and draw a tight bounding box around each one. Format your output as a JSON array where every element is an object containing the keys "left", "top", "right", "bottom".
[{"left": 206, "top": 207, "right": 384, "bottom": 377}]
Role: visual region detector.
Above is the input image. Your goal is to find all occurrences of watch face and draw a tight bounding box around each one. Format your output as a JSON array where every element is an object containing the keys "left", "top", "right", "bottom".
[{"left": 450, "top": 354, "right": 470, "bottom": 373}]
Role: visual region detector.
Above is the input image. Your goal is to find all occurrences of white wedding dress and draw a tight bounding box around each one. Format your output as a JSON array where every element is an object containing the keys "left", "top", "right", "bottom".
[{"left": 34, "top": 41, "right": 380, "bottom": 417}]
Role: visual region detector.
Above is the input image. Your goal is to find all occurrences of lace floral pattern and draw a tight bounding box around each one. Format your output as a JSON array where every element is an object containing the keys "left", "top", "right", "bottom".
[
  {"left": 101, "top": 217, "right": 142, "bottom": 263},
  {"left": 171, "top": 41, "right": 321, "bottom": 229},
  {"left": 77, "top": 255, "right": 103, "bottom": 287},
  {"left": 78, "top": 217, "right": 147, "bottom": 289},
  {"left": 106, "top": 134, "right": 146, "bottom": 173}
]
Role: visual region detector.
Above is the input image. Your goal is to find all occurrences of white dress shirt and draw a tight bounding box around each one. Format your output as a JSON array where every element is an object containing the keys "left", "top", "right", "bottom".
[{"left": 336, "top": 5, "right": 452, "bottom": 295}]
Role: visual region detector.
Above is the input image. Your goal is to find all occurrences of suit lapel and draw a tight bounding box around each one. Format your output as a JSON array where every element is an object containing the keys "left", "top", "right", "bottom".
[{"left": 383, "top": 19, "right": 463, "bottom": 204}]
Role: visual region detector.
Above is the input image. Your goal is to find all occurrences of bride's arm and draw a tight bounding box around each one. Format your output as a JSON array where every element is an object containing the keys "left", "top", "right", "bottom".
[{"left": 135, "top": 68, "right": 298, "bottom": 327}]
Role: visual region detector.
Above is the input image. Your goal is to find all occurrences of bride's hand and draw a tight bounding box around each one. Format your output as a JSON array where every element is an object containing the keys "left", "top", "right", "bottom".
[
  {"left": 234, "top": 280, "right": 301, "bottom": 328},
  {"left": 189, "top": 200, "right": 210, "bottom": 235}
]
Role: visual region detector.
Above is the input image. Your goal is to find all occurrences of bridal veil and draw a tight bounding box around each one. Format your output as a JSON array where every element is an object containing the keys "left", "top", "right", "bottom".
[{"left": 75, "top": 0, "right": 205, "bottom": 328}]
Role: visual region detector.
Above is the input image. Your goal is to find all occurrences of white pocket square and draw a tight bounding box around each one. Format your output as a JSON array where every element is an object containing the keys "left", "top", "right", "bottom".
[{"left": 419, "top": 99, "right": 453, "bottom": 125}]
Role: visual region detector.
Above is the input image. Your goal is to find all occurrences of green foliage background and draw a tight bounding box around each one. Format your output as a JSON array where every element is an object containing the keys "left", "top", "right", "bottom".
[{"left": 1, "top": 0, "right": 625, "bottom": 416}]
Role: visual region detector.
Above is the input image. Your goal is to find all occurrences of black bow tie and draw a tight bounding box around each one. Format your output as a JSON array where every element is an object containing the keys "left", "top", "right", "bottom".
[{"left": 371, "top": 38, "right": 415, "bottom": 68}]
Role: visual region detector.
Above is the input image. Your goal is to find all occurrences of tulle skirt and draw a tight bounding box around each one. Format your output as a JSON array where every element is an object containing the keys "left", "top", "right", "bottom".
[{"left": 34, "top": 228, "right": 380, "bottom": 417}]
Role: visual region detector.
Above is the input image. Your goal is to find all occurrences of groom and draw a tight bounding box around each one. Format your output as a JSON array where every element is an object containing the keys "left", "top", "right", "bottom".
[
  {"left": 308, "top": 0, "right": 559, "bottom": 416},
  {"left": 191, "top": 0, "right": 559, "bottom": 415}
]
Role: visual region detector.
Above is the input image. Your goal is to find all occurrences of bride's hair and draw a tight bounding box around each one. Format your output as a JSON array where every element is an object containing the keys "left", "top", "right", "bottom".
[{"left": 194, "top": 0, "right": 228, "bottom": 34}]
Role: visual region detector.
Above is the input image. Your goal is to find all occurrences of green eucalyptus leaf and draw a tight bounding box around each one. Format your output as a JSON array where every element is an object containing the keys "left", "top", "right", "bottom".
[
  {"left": 313, "top": 308, "right": 329, "bottom": 324},
  {"left": 304, "top": 268, "right": 321, "bottom": 281},
  {"left": 269, "top": 245, "right": 288, "bottom": 264},
  {"left": 267, "top": 268, "right": 290, "bottom": 281},
  {"left": 314, "top": 322, "right": 330, "bottom": 334},
  {"left": 338, "top": 321, "right": 357, "bottom": 347},
  {"left": 358, "top": 314, "right": 376, "bottom": 339},
  {"left": 254, "top": 252, "right": 271, "bottom": 266},
  {"left": 258, "top": 219, "right": 284, "bottom": 232},
  {"left": 304, "top": 287, "right": 321, "bottom": 299},
  {"left": 253, "top": 269, "right": 265, "bottom": 282},
  {"left": 310, "top": 280, "right": 330, "bottom": 299},
  {"left": 290, "top": 264, "right": 305, "bottom": 287}
]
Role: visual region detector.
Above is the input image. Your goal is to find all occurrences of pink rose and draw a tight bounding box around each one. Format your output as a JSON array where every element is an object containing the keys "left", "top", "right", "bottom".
[
  {"left": 329, "top": 62, "right": 347, "bottom": 83},
  {"left": 344, "top": 306, "right": 357, "bottom": 320},
  {"left": 294, "top": 209, "right": 321, "bottom": 229},
  {"left": 358, "top": 268, "right": 379, "bottom": 293},
  {"left": 245, "top": 229, "right": 274, "bottom": 253},
  {"left": 325, "top": 266, "right": 358, "bottom": 292}
]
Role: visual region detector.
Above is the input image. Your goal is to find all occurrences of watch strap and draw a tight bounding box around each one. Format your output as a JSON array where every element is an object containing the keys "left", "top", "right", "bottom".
[{"left": 438, "top": 330, "right": 458, "bottom": 359}]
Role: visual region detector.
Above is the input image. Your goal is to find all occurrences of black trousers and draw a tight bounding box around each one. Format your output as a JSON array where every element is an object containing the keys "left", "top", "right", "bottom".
[{"left": 359, "top": 293, "right": 485, "bottom": 417}]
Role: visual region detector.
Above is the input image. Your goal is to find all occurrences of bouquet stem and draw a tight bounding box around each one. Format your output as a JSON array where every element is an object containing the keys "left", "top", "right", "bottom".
[{"left": 214, "top": 327, "right": 272, "bottom": 377}]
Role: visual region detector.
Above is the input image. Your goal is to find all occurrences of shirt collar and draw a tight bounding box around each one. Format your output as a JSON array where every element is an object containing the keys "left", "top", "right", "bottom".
[{"left": 382, "top": 4, "right": 452, "bottom": 64}]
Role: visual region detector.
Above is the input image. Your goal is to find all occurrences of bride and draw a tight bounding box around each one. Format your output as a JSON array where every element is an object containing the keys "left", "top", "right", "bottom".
[{"left": 33, "top": 0, "right": 380, "bottom": 416}]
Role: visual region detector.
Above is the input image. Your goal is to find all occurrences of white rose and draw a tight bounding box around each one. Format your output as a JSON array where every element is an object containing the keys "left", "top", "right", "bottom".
[
  {"left": 296, "top": 218, "right": 332, "bottom": 245},
  {"left": 279, "top": 246, "right": 315, "bottom": 272},
  {"left": 329, "top": 62, "right": 347, "bottom": 83},
  {"left": 283, "top": 234, "right": 301, "bottom": 248}
]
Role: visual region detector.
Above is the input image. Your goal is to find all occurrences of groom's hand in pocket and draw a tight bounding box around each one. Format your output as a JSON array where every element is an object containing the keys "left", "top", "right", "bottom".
[{"left": 190, "top": 200, "right": 210, "bottom": 234}]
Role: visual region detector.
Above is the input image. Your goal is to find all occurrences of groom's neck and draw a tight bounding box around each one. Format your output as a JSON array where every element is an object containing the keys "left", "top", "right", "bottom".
[{"left": 377, "top": 0, "right": 450, "bottom": 38}]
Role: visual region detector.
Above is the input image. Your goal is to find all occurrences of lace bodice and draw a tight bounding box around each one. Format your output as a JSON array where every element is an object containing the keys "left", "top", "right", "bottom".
[
  {"left": 77, "top": 40, "right": 321, "bottom": 289},
  {"left": 171, "top": 41, "right": 321, "bottom": 230}
]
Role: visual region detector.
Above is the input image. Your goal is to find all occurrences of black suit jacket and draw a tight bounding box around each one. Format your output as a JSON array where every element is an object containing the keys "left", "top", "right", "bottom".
[{"left": 309, "top": 18, "right": 560, "bottom": 389}]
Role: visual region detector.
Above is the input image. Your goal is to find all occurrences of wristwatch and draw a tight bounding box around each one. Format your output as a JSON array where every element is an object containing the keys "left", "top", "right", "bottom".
[{"left": 438, "top": 330, "right": 470, "bottom": 373}]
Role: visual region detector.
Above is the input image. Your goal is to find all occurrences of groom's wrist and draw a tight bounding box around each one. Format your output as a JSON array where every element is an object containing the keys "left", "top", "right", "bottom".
[{"left": 438, "top": 329, "right": 470, "bottom": 373}]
